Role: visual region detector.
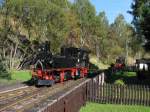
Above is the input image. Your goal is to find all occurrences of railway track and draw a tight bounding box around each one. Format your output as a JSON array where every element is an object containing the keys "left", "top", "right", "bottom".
[
  {"left": 0, "top": 86, "right": 42, "bottom": 110},
  {"left": 0, "top": 78, "right": 87, "bottom": 112},
  {"left": 0, "top": 86, "right": 36, "bottom": 100}
]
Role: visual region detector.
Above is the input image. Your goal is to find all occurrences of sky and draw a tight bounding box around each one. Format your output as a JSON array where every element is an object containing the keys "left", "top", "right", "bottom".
[{"left": 90, "top": 0, "right": 133, "bottom": 24}]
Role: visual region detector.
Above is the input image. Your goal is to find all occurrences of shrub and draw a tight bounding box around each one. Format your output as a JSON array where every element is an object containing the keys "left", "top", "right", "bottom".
[
  {"left": 114, "top": 79, "right": 125, "bottom": 85},
  {"left": 0, "top": 59, "right": 10, "bottom": 79}
]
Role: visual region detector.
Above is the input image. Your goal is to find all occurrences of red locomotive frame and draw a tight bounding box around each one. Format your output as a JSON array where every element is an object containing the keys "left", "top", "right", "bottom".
[{"left": 31, "top": 66, "right": 88, "bottom": 85}]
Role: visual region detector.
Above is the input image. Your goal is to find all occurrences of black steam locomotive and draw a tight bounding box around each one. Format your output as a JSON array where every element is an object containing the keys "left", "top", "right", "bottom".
[
  {"left": 34, "top": 42, "right": 89, "bottom": 70},
  {"left": 23, "top": 41, "right": 90, "bottom": 86}
]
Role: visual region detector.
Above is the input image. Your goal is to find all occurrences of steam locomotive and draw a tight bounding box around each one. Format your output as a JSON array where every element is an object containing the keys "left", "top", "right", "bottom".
[{"left": 25, "top": 41, "right": 90, "bottom": 86}]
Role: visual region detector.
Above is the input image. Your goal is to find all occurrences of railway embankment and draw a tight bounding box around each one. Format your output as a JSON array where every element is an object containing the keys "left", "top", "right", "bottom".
[{"left": 0, "top": 77, "right": 90, "bottom": 112}]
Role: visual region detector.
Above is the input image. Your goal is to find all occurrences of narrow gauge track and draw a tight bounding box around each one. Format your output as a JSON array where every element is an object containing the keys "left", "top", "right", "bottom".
[
  {"left": 0, "top": 86, "right": 42, "bottom": 110},
  {"left": 0, "top": 86, "right": 37, "bottom": 101},
  {"left": 0, "top": 78, "right": 87, "bottom": 112}
]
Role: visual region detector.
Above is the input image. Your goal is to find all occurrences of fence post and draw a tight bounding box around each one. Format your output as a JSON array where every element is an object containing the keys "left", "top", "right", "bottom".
[
  {"left": 108, "top": 84, "right": 110, "bottom": 104},
  {"left": 129, "top": 85, "right": 131, "bottom": 105},
  {"left": 146, "top": 85, "right": 149, "bottom": 106},
  {"left": 97, "top": 75, "right": 100, "bottom": 103},
  {"left": 135, "top": 85, "right": 137, "bottom": 105},
  {"left": 148, "top": 87, "right": 150, "bottom": 106},
  {"left": 143, "top": 85, "right": 145, "bottom": 106},
  {"left": 140, "top": 85, "right": 142, "bottom": 105},
  {"left": 103, "top": 83, "right": 105, "bottom": 103},
  {"left": 105, "top": 83, "right": 107, "bottom": 103},
  {"left": 120, "top": 85, "right": 123, "bottom": 104},
  {"left": 123, "top": 85, "right": 125, "bottom": 105},
  {"left": 86, "top": 81, "right": 150, "bottom": 107},
  {"left": 130, "top": 85, "right": 133, "bottom": 105},
  {"left": 117, "top": 85, "right": 120, "bottom": 104}
]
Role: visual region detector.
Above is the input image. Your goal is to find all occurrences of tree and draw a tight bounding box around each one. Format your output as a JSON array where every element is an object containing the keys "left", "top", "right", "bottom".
[
  {"left": 0, "top": 0, "right": 143, "bottom": 73},
  {"left": 93, "top": 12, "right": 109, "bottom": 59},
  {"left": 0, "top": 0, "right": 70, "bottom": 71},
  {"left": 107, "top": 14, "right": 140, "bottom": 62},
  {"left": 72, "top": 0, "right": 96, "bottom": 46},
  {"left": 130, "top": 0, "right": 150, "bottom": 51}
]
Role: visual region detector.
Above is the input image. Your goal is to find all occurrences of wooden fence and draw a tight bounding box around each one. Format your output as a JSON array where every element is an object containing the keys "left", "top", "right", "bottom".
[
  {"left": 87, "top": 76, "right": 150, "bottom": 106},
  {"left": 39, "top": 74, "right": 150, "bottom": 112},
  {"left": 39, "top": 73, "right": 105, "bottom": 112}
]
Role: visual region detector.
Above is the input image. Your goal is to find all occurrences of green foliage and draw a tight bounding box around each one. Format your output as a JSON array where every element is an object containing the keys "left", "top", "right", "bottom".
[
  {"left": 0, "top": 0, "right": 145, "bottom": 79},
  {"left": 106, "top": 71, "right": 137, "bottom": 84},
  {"left": 90, "top": 55, "right": 109, "bottom": 69},
  {"left": 0, "top": 70, "right": 31, "bottom": 85},
  {"left": 130, "top": 0, "right": 150, "bottom": 50},
  {"left": 11, "top": 70, "right": 31, "bottom": 81},
  {"left": 114, "top": 79, "right": 124, "bottom": 85},
  {"left": 0, "top": 0, "right": 70, "bottom": 72},
  {"left": 109, "top": 15, "right": 132, "bottom": 55},
  {"left": 73, "top": 0, "right": 96, "bottom": 46},
  {"left": 80, "top": 103, "right": 150, "bottom": 112},
  {"left": 0, "top": 59, "right": 6, "bottom": 73},
  {"left": 0, "top": 59, "right": 10, "bottom": 79}
]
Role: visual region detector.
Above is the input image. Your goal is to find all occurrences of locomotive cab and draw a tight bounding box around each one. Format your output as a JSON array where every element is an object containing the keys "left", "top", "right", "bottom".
[{"left": 61, "top": 47, "right": 90, "bottom": 64}]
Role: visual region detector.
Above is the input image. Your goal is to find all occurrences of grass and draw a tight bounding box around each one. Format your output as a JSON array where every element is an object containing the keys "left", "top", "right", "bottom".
[
  {"left": 80, "top": 103, "right": 150, "bottom": 112},
  {"left": 0, "top": 70, "right": 32, "bottom": 85},
  {"left": 0, "top": 79, "right": 19, "bottom": 86},
  {"left": 11, "top": 70, "right": 31, "bottom": 81}
]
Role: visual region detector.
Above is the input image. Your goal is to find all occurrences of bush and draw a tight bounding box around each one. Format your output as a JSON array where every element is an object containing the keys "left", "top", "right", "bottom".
[
  {"left": 114, "top": 79, "right": 124, "bottom": 85},
  {"left": 0, "top": 59, "right": 10, "bottom": 79}
]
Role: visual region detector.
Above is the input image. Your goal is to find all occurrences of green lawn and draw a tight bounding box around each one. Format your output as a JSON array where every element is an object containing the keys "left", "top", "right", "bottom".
[
  {"left": 11, "top": 70, "right": 31, "bottom": 81},
  {"left": 80, "top": 103, "right": 150, "bottom": 112},
  {"left": 0, "top": 70, "right": 32, "bottom": 85}
]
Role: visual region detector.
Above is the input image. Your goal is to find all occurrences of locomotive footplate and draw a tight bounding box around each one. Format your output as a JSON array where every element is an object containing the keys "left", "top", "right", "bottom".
[{"left": 37, "top": 79, "right": 55, "bottom": 86}]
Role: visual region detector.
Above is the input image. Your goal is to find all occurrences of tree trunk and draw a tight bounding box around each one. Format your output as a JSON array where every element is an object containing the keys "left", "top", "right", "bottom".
[
  {"left": 96, "top": 42, "right": 100, "bottom": 59},
  {"left": 9, "top": 46, "right": 13, "bottom": 70}
]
